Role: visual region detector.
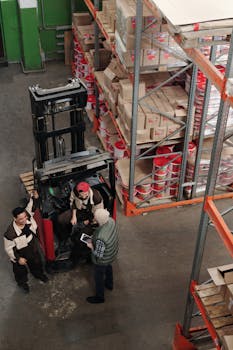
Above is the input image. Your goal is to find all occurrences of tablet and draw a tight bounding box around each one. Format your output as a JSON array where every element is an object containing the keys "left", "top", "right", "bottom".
[{"left": 80, "top": 233, "right": 92, "bottom": 244}]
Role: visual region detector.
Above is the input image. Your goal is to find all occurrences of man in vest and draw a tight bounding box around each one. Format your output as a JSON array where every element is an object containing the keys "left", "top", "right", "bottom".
[
  {"left": 4, "top": 191, "right": 48, "bottom": 293},
  {"left": 86, "top": 208, "right": 119, "bottom": 304}
]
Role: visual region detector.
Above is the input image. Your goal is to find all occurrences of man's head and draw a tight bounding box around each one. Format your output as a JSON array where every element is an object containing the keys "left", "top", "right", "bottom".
[
  {"left": 94, "top": 209, "right": 110, "bottom": 226},
  {"left": 76, "top": 182, "right": 90, "bottom": 200},
  {"left": 12, "top": 207, "right": 27, "bottom": 226}
]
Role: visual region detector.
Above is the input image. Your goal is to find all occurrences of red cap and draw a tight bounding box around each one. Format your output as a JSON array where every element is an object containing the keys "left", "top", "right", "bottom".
[{"left": 76, "top": 182, "right": 90, "bottom": 192}]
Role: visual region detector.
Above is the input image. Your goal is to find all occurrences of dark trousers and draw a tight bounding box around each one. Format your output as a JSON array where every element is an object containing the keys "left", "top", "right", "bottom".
[
  {"left": 12, "top": 246, "right": 45, "bottom": 286},
  {"left": 94, "top": 264, "right": 113, "bottom": 299}
]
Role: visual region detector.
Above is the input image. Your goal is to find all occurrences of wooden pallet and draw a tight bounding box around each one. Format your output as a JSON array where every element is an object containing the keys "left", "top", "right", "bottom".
[
  {"left": 19, "top": 171, "right": 34, "bottom": 194},
  {"left": 195, "top": 283, "right": 233, "bottom": 344}
]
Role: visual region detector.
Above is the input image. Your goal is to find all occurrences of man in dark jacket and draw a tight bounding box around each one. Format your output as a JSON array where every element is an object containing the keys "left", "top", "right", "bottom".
[
  {"left": 4, "top": 191, "right": 48, "bottom": 293},
  {"left": 68, "top": 181, "right": 103, "bottom": 264},
  {"left": 86, "top": 208, "right": 119, "bottom": 304},
  {"left": 70, "top": 181, "right": 103, "bottom": 226}
]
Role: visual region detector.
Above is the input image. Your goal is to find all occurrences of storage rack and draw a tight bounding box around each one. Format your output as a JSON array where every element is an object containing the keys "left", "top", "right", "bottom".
[{"left": 75, "top": 0, "right": 233, "bottom": 217}]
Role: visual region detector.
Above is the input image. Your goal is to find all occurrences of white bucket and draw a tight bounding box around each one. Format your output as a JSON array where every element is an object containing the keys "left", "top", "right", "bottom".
[{"left": 114, "top": 141, "right": 125, "bottom": 159}]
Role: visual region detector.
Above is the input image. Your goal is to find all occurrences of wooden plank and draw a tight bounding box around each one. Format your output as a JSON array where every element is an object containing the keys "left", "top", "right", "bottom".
[
  {"left": 20, "top": 171, "right": 33, "bottom": 179},
  {"left": 205, "top": 303, "right": 230, "bottom": 318},
  {"left": 23, "top": 180, "right": 34, "bottom": 186},
  {"left": 25, "top": 185, "right": 34, "bottom": 191},
  {"left": 196, "top": 286, "right": 224, "bottom": 298},
  {"left": 64, "top": 31, "right": 72, "bottom": 65},
  {"left": 217, "top": 324, "right": 233, "bottom": 337},
  {"left": 211, "top": 315, "right": 233, "bottom": 329},
  {"left": 201, "top": 294, "right": 225, "bottom": 306},
  {"left": 195, "top": 282, "right": 218, "bottom": 290}
]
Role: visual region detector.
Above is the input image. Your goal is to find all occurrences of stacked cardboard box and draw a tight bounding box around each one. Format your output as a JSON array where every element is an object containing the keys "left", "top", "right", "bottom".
[
  {"left": 101, "top": 59, "right": 127, "bottom": 116},
  {"left": 185, "top": 68, "right": 233, "bottom": 138},
  {"left": 116, "top": 82, "right": 192, "bottom": 143},
  {"left": 185, "top": 137, "right": 233, "bottom": 197},
  {"left": 101, "top": 0, "right": 116, "bottom": 33},
  {"left": 115, "top": 0, "right": 187, "bottom": 69}
]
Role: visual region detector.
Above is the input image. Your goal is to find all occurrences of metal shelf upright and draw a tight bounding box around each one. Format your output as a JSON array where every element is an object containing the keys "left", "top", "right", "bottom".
[{"left": 173, "top": 30, "right": 233, "bottom": 350}]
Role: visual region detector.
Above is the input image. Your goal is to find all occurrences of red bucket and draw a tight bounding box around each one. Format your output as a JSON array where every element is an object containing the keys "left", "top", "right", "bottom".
[
  {"left": 114, "top": 141, "right": 125, "bottom": 159},
  {"left": 153, "top": 156, "right": 169, "bottom": 175},
  {"left": 169, "top": 155, "right": 182, "bottom": 172}
]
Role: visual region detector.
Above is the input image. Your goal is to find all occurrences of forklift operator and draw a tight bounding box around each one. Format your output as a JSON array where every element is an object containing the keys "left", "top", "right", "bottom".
[
  {"left": 69, "top": 182, "right": 103, "bottom": 264},
  {"left": 70, "top": 181, "right": 103, "bottom": 227},
  {"left": 57, "top": 181, "right": 104, "bottom": 265}
]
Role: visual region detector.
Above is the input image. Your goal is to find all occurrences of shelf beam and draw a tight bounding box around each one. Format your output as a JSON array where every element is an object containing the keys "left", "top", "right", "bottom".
[{"left": 204, "top": 197, "right": 233, "bottom": 258}]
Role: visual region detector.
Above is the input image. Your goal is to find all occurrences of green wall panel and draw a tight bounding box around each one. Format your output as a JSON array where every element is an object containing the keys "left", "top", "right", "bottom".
[
  {"left": 0, "top": 0, "right": 93, "bottom": 66},
  {"left": 39, "top": 0, "right": 71, "bottom": 27},
  {"left": 18, "top": 6, "right": 42, "bottom": 70},
  {"left": 0, "top": 0, "right": 21, "bottom": 62}
]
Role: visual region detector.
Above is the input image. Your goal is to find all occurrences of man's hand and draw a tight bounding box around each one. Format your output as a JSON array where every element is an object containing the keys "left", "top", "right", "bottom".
[
  {"left": 71, "top": 216, "right": 77, "bottom": 225},
  {"left": 86, "top": 240, "right": 94, "bottom": 250},
  {"left": 32, "top": 189, "right": 39, "bottom": 199},
  {"left": 84, "top": 219, "right": 90, "bottom": 225},
  {"left": 18, "top": 257, "right": 27, "bottom": 265}
]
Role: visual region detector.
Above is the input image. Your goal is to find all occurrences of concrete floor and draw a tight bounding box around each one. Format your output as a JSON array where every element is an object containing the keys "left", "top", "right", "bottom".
[{"left": 0, "top": 62, "right": 233, "bottom": 350}]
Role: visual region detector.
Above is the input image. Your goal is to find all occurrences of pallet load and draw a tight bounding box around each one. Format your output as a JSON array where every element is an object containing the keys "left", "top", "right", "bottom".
[
  {"left": 185, "top": 67, "right": 233, "bottom": 138},
  {"left": 115, "top": 0, "right": 188, "bottom": 70}
]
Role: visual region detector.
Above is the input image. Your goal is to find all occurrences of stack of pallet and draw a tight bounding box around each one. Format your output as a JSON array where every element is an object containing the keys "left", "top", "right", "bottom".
[{"left": 193, "top": 264, "right": 233, "bottom": 349}]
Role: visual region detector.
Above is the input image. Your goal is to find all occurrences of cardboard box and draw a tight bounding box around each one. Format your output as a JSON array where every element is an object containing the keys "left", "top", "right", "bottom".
[
  {"left": 111, "top": 82, "right": 120, "bottom": 104},
  {"left": 72, "top": 13, "right": 92, "bottom": 27},
  {"left": 117, "top": 94, "right": 125, "bottom": 114},
  {"left": 151, "top": 92, "right": 174, "bottom": 118},
  {"left": 103, "top": 59, "right": 127, "bottom": 90},
  {"left": 150, "top": 126, "right": 167, "bottom": 141},
  {"left": 143, "top": 49, "right": 159, "bottom": 67},
  {"left": 116, "top": 31, "right": 152, "bottom": 50},
  {"left": 222, "top": 335, "right": 233, "bottom": 350},
  {"left": 123, "top": 103, "right": 146, "bottom": 130},
  {"left": 89, "top": 48, "right": 112, "bottom": 69},
  {"left": 167, "top": 124, "right": 184, "bottom": 139},
  {"left": 115, "top": 32, "right": 143, "bottom": 68},
  {"left": 119, "top": 79, "right": 146, "bottom": 100},
  {"left": 208, "top": 264, "right": 233, "bottom": 286}
]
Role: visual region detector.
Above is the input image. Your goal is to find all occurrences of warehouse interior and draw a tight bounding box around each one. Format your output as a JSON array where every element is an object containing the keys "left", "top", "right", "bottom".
[{"left": 1, "top": 1, "right": 233, "bottom": 349}]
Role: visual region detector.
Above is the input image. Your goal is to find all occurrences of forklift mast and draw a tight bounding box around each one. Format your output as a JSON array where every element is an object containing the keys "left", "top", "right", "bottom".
[{"left": 29, "top": 78, "right": 87, "bottom": 169}]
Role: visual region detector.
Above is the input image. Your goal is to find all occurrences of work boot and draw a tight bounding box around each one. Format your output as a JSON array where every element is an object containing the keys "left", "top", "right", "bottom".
[
  {"left": 39, "top": 274, "right": 49, "bottom": 283},
  {"left": 86, "top": 296, "right": 105, "bottom": 304},
  {"left": 105, "top": 283, "right": 113, "bottom": 291},
  {"left": 19, "top": 283, "right": 30, "bottom": 294}
]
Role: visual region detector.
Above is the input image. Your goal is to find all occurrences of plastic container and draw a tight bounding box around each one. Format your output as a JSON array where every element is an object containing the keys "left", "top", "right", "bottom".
[
  {"left": 114, "top": 141, "right": 125, "bottom": 159},
  {"left": 169, "top": 171, "right": 180, "bottom": 179},
  {"left": 154, "top": 173, "right": 167, "bottom": 181},
  {"left": 152, "top": 182, "right": 166, "bottom": 191},
  {"left": 86, "top": 95, "right": 96, "bottom": 110},
  {"left": 170, "top": 184, "right": 179, "bottom": 197},
  {"left": 136, "top": 187, "right": 151, "bottom": 200},
  {"left": 188, "top": 142, "right": 197, "bottom": 158},
  {"left": 152, "top": 189, "right": 164, "bottom": 198},
  {"left": 136, "top": 184, "right": 151, "bottom": 192},
  {"left": 156, "top": 145, "right": 174, "bottom": 155},
  {"left": 84, "top": 75, "right": 94, "bottom": 89},
  {"left": 169, "top": 155, "right": 182, "bottom": 172},
  {"left": 153, "top": 156, "right": 169, "bottom": 175}
]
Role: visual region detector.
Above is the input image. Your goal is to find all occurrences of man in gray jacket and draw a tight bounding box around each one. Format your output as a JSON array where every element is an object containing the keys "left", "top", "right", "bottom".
[{"left": 86, "top": 208, "right": 119, "bottom": 304}]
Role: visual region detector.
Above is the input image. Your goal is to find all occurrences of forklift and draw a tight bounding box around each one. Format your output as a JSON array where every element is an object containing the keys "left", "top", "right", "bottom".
[{"left": 28, "top": 78, "right": 116, "bottom": 271}]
